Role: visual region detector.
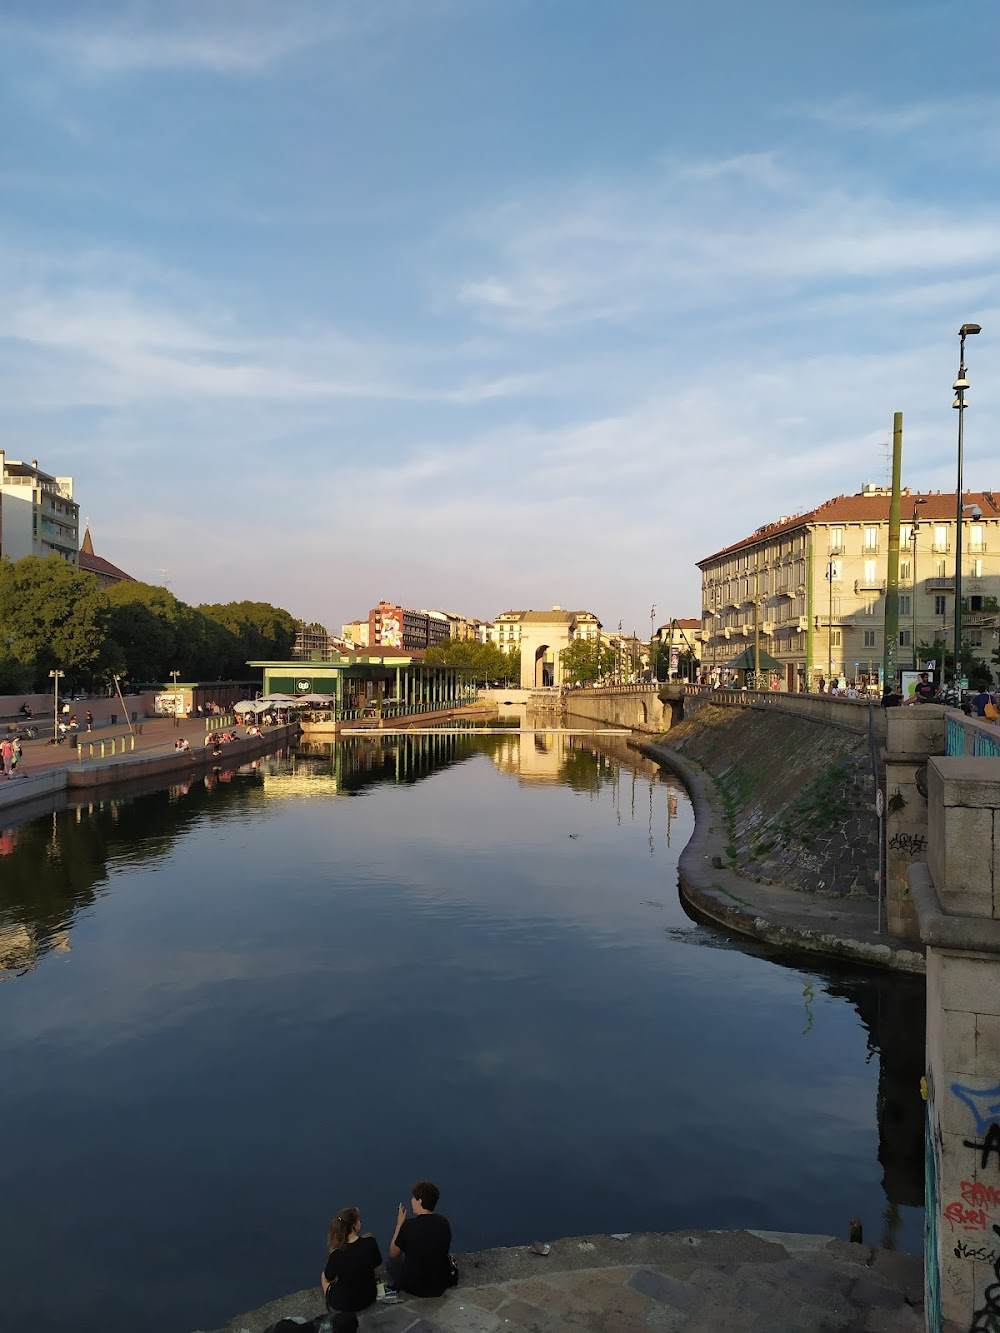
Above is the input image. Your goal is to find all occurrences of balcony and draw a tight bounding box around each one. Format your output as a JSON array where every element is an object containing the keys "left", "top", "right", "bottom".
[
  {"left": 827, "top": 544, "right": 845, "bottom": 557},
  {"left": 854, "top": 578, "right": 886, "bottom": 594},
  {"left": 862, "top": 545, "right": 879, "bottom": 557},
  {"left": 924, "top": 576, "right": 955, "bottom": 594},
  {"left": 931, "top": 543, "right": 951, "bottom": 555}
]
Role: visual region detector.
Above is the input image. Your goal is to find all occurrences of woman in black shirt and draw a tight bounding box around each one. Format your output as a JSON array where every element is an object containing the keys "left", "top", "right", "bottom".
[{"left": 321, "top": 1207, "right": 382, "bottom": 1315}]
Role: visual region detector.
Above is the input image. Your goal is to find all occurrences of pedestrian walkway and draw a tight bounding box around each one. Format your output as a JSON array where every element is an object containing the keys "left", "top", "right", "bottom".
[
  {"left": 212, "top": 1229, "right": 923, "bottom": 1332},
  {"left": 639, "top": 741, "right": 926, "bottom": 976},
  {"left": 0, "top": 716, "right": 294, "bottom": 813}
]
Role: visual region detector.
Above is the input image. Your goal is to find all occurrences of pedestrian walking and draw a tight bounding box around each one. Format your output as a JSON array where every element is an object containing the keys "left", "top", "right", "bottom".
[
  {"left": 85, "top": 709, "right": 93, "bottom": 732},
  {"left": 0, "top": 737, "right": 13, "bottom": 777},
  {"left": 10, "top": 737, "right": 22, "bottom": 776}
]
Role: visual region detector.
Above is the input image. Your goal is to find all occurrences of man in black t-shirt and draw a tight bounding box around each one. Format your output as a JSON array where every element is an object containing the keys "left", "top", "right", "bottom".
[
  {"left": 904, "top": 671, "right": 938, "bottom": 705},
  {"left": 388, "top": 1180, "right": 454, "bottom": 1297}
]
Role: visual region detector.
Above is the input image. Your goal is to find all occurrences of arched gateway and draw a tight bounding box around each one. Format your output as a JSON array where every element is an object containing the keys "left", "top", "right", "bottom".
[{"left": 518, "top": 608, "right": 584, "bottom": 690}]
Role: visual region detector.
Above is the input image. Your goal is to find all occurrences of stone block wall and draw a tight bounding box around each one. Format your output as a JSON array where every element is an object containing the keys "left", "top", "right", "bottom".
[{"left": 920, "top": 755, "right": 1000, "bottom": 1332}]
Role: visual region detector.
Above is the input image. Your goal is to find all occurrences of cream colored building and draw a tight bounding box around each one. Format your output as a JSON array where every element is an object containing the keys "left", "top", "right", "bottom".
[
  {"left": 0, "top": 453, "right": 79, "bottom": 565},
  {"left": 698, "top": 485, "right": 1000, "bottom": 690},
  {"left": 515, "top": 606, "right": 605, "bottom": 688}
]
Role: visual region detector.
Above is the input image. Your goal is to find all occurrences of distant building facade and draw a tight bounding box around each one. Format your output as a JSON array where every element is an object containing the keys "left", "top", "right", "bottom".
[
  {"left": 292, "top": 623, "right": 348, "bottom": 661},
  {"left": 698, "top": 484, "right": 1000, "bottom": 689},
  {"left": 0, "top": 453, "right": 79, "bottom": 565},
  {"left": 368, "top": 601, "right": 452, "bottom": 651}
]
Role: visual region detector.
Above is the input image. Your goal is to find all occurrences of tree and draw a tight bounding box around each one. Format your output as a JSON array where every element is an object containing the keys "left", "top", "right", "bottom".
[
  {"left": 198, "top": 601, "right": 298, "bottom": 672},
  {"left": 560, "top": 637, "right": 614, "bottom": 685},
  {"left": 915, "top": 637, "right": 992, "bottom": 688},
  {"left": 0, "top": 556, "right": 111, "bottom": 688},
  {"left": 423, "top": 638, "right": 517, "bottom": 686},
  {"left": 106, "top": 581, "right": 183, "bottom": 681}
]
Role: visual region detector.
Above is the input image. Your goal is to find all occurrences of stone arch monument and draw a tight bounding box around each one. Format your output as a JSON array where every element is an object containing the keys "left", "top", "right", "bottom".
[{"left": 518, "top": 608, "right": 578, "bottom": 689}]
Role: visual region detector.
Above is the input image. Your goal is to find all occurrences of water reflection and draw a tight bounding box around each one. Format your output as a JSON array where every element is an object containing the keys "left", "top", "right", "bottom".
[{"left": 0, "top": 728, "right": 926, "bottom": 1333}]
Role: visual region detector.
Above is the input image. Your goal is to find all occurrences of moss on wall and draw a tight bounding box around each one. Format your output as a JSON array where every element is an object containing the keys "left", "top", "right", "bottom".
[{"left": 664, "top": 704, "right": 877, "bottom": 898}]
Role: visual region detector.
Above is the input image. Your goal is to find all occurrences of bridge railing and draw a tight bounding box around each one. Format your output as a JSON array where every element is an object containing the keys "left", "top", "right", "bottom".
[{"left": 945, "top": 710, "right": 1000, "bottom": 758}]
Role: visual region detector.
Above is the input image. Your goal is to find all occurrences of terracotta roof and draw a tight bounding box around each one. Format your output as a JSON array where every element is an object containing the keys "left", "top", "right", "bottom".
[
  {"left": 698, "top": 488, "right": 1000, "bottom": 566},
  {"left": 79, "top": 549, "right": 134, "bottom": 582}
]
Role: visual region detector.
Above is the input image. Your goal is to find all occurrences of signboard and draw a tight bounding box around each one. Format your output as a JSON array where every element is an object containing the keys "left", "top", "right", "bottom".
[
  {"left": 155, "top": 692, "right": 183, "bottom": 716},
  {"left": 875, "top": 788, "right": 884, "bottom": 818},
  {"left": 901, "top": 670, "right": 938, "bottom": 701}
]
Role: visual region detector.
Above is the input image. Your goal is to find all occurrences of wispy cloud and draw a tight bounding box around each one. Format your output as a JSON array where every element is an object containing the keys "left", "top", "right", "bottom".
[
  {"left": 451, "top": 155, "right": 1000, "bottom": 330},
  {"left": 1, "top": 0, "right": 440, "bottom": 76}
]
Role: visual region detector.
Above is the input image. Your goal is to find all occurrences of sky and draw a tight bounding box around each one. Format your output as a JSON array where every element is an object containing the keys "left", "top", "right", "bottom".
[{"left": 2, "top": 0, "right": 999, "bottom": 637}]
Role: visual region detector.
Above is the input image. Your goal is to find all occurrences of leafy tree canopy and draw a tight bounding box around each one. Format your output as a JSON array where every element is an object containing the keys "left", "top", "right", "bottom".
[{"left": 0, "top": 555, "right": 111, "bottom": 688}]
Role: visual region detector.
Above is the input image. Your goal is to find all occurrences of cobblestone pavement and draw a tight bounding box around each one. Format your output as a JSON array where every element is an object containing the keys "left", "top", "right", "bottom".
[{"left": 214, "top": 1230, "right": 923, "bottom": 1333}]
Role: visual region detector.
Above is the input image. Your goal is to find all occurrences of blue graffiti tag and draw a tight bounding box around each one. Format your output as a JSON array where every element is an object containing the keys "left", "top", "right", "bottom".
[{"left": 951, "top": 1083, "right": 1000, "bottom": 1136}]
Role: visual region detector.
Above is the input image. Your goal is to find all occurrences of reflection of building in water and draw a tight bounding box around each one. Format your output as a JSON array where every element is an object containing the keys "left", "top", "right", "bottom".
[{"left": 491, "top": 730, "right": 572, "bottom": 784}]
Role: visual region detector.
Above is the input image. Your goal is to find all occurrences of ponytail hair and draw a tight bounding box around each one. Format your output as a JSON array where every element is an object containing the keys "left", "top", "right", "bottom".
[{"left": 328, "top": 1207, "right": 360, "bottom": 1252}]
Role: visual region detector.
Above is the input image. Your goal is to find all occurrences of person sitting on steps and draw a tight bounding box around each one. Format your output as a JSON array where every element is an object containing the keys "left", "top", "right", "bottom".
[{"left": 388, "top": 1180, "right": 456, "bottom": 1297}]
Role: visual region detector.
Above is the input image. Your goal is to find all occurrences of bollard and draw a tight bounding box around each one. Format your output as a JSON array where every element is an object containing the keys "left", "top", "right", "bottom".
[{"left": 100, "top": 741, "right": 106, "bottom": 758}]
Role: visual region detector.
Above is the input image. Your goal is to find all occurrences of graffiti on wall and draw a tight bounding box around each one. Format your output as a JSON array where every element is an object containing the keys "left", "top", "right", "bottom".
[{"left": 944, "top": 1082, "right": 1000, "bottom": 1333}]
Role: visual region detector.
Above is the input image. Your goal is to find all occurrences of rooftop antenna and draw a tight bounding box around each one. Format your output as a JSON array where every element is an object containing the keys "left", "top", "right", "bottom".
[
  {"left": 880, "top": 432, "right": 892, "bottom": 488},
  {"left": 156, "top": 567, "right": 171, "bottom": 588}
]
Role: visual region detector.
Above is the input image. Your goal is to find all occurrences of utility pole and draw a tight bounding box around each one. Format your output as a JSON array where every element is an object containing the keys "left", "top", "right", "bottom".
[
  {"left": 883, "top": 411, "right": 903, "bottom": 692},
  {"left": 650, "top": 604, "right": 657, "bottom": 682}
]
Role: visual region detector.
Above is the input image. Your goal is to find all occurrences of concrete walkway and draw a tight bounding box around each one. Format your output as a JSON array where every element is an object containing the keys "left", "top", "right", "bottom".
[
  {"left": 213, "top": 1230, "right": 923, "bottom": 1333},
  {"left": 0, "top": 716, "right": 293, "bottom": 814},
  {"left": 638, "top": 741, "right": 926, "bottom": 976}
]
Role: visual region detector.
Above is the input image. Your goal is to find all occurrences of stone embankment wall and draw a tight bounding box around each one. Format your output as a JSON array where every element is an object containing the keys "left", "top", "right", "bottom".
[{"left": 661, "top": 703, "right": 878, "bottom": 898}]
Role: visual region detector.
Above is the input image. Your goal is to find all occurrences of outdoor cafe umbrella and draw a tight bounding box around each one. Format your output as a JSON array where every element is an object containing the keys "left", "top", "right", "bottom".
[
  {"left": 295, "top": 693, "right": 334, "bottom": 704},
  {"left": 726, "top": 646, "right": 784, "bottom": 672},
  {"left": 234, "top": 699, "right": 268, "bottom": 713}
]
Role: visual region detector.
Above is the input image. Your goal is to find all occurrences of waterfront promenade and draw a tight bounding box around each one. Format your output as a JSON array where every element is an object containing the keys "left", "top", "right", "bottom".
[
  {"left": 0, "top": 715, "right": 295, "bottom": 815},
  {"left": 212, "top": 1229, "right": 922, "bottom": 1332}
]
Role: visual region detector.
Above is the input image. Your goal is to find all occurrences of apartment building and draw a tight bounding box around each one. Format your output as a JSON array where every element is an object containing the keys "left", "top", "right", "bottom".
[
  {"left": 0, "top": 453, "right": 79, "bottom": 564},
  {"left": 367, "top": 601, "right": 451, "bottom": 651},
  {"left": 698, "top": 485, "right": 1000, "bottom": 690}
]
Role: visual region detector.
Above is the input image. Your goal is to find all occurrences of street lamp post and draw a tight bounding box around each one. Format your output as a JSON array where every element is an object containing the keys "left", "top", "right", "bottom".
[
  {"left": 953, "top": 322, "right": 982, "bottom": 684},
  {"left": 49, "top": 668, "right": 64, "bottom": 741},
  {"left": 650, "top": 604, "right": 657, "bottom": 682},
  {"left": 169, "top": 669, "right": 181, "bottom": 725}
]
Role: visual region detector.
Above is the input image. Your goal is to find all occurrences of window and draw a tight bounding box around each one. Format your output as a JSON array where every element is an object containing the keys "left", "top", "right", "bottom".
[
  {"left": 935, "top": 559, "right": 947, "bottom": 578},
  {"left": 830, "top": 630, "right": 842, "bottom": 647},
  {"left": 864, "top": 559, "right": 878, "bottom": 585},
  {"left": 969, "top": 595, "right": 984, "bottom": 612},
  {"left": 830, "top": 527, "right": 844, "bottom": 552},
  {"left": 900, "top": 558, "right": 911, "bottom": 581},
  {"left": 863, "top": 598, "right": 877, "bottom": 616},
  {"left": 934, "top": 595, "right": 947, "bottom": 616},
  {"left": 901, "top": 524, "right": 912, "bottom": 546},
  {"left": 899, "top": 594, "right": 911, "bottom": 615},
  {"left": 864, "top": 527, "right": 878, "bottom": 552},
  {"left": 831, "top": 596, "right": 841, "bottom": 615},
  {"left": 971, "top": 558, "right": 983, "bottom": 578},
  {"left": 970, "top": 631, "right": 983, "bottom": 648},
  {"left": 899, "top": 629, "right": 912, "bottom": 647},
  {"left": 969, "top": 524, "right": 984, "bottom": 553},
  {"left": 863, "top": 630, "right": 877, "bottom": 648},
  {"left": 933, "top": 525, "right": 948, "bottom": 553}
]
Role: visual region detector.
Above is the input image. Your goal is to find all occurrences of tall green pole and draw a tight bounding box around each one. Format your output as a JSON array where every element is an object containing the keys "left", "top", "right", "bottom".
[{"left": 883, "top": 411, "right": 903, "bottom": 689}]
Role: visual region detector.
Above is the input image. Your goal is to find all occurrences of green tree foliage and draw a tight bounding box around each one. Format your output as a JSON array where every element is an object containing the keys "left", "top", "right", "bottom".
[
  {"left": 423, "top": 638, "right": 520, "bottom": 685},
  {"left": 915, "top": 637, "right": 993, "bottom": 688},
  {"left": 198, "top": 601, "right": 298, "bottom": 672},
  {"left": 0, "top": 555, "right": 111, "bottom": 688},
  {"left": 560, "top": 636, "right": 615, "bottom": 685}
]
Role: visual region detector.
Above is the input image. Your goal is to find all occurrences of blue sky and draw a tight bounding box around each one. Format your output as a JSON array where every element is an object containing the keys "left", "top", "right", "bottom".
[{"left": 2, "top": 0, "right": 998, "bottom": 636}]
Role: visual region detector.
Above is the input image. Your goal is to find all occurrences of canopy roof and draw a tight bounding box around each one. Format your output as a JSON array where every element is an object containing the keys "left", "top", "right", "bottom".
[{"left": 726, "top": 646, "right": 784, "bottom": 671}]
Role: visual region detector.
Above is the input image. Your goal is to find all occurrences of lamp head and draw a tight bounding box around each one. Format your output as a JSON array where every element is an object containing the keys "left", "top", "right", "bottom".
[
  {"left": 953, "top": 373, "right": 970, "bottom": 391},
  {"left": 959, "top": 323, "right": 982, "bottom": 337}
]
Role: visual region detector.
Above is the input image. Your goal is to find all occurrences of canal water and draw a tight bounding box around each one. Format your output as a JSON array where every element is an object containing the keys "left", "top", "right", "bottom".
[{"left": 0, "top": 728, "right": 924, "bottom": 1333}]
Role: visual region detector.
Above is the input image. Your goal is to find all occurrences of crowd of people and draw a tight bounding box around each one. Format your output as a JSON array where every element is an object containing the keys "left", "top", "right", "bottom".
[{"left": 265, "top": 1181, "right": 456, "bottom": 1333}]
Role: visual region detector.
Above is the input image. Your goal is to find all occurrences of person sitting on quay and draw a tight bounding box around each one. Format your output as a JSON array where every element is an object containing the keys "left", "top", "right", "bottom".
[
  {"left": 388, "top": 1180, "right": 456, "bottom": 1298},
  {"left": 68, "top": 714, "right": 79, "bottom": 731},
  {"left": 320, "top": 1206, "right": 382, "bottom": 1326},
  {"left": 18, "top": 701, "right": 32, "bottom": 719},
  {"left": 174, "top": 738, "right": 191, "bottom": 753}
]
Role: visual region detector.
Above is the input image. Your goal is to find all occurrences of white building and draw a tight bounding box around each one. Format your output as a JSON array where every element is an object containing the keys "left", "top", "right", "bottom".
[{"left": 0, "top": 453, "right": 79, "bottom": 565}]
